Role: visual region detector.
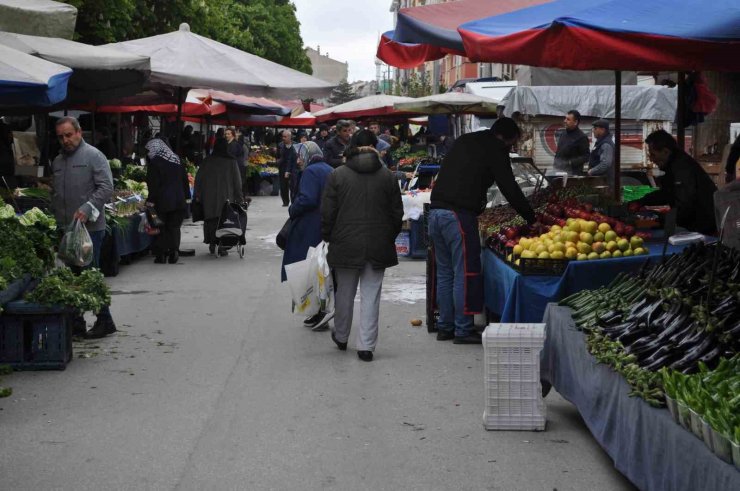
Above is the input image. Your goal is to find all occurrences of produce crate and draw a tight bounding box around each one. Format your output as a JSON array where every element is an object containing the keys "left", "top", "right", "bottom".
[
  {"left": 482, "top": 323, "right": 546, "bottom": 431},
  {"left": 514, "top": 256, "right": 569, "bottom": 276},
  {"left": 0, "top": 301, "right": 73, "bottom": 370}
]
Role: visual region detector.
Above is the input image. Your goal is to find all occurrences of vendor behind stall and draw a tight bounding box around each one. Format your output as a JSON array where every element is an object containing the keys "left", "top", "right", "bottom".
[
  {"left": 586, "top": 119, "right": 614, "bottom": 190},
  {"left": 628, "top": 129, "right": 717, "bottom": 234}
]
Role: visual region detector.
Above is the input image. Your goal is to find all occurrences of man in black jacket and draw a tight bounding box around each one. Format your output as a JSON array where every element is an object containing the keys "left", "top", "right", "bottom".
[
  {"left": 276, "top": 130, "right": 297, "bottom": 206},
  {"left": 429, "top": 118, "right": 537, "bottom": 344},
  {"left": 629, "top": 130, "right": 717, "bottom": 234},
  {"left": 554, "top": 110, "right": 590, "bottom": 175},
  {"left": 323, "top": 120, "right": 351, "bottom": 168}
]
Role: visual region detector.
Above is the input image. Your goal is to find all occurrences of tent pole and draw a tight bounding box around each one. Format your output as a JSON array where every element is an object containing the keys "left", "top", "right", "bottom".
[
  {"left": 175, "top": 87, "right": 184, "bottom": 154},
  {"left": 614, "top": 71, "right": 622, "bottom": 201},
  {"left": 91, "top": 102, "right": 96, "bottom": 147},
  {"left": 677, "top": 72, "right": 686, "bottom": 151},
  {"left": 117, "top": 113, "right": 122, "bottom": 159}
]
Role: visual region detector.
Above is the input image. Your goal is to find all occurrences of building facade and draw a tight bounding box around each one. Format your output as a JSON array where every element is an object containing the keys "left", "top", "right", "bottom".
[{"left": 305, "top": 46, "right": 349, "bottom": 85}]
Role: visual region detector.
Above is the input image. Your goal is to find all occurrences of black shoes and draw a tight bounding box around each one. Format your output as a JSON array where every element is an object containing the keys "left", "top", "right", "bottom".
[
  {"left": 84, "top": 317, "right": 117, "bottom": 339},
  {"left": 436, "top": 331, "right": 455, "bottom": 341},
  {"left": 331, "top": 332, "right": 347, "bottom": 351},
  {"left": 168, "top": 251, "right": 179, "bottom": 264},
  {"left": 209, "top": 243, "right": 216, "bottom": 255},
  {"left": 304, "top": 311, "right": 334, "bottom": 331},
  {"left": 72, "top": 316, "right": 87, "bottom": 336},
  {"left": 453, "top": 332, "right": 482, "bottom": 345},
  {"left": 357, "top": 350, "right": 373, "bottom": 362},
  {"left": 217, "top": 247, "right": 229, "bottom": 256},
  {"left": 154, "top": 255, "right": 166, "bottom": 264}
]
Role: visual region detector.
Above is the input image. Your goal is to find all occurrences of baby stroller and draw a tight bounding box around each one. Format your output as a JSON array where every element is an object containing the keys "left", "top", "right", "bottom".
[{"left": 215, "top": 200, "right": 249, "bottom": 258}]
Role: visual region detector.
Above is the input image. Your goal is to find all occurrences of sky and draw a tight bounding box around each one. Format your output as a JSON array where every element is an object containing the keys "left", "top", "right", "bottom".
[{"left": 292, "top": 0, "right": 395, "bottom": 83}]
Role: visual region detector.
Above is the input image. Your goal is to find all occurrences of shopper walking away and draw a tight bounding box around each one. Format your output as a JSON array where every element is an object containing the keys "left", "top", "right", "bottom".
[
  {"left": 51, "top": 116, "right": 116, "bottom": 339},
  {"left": 194, "top": 139, "right": 243, "bottom": 255},
  {"left": 321, "top": 130, "right": 403, "bottom": 361},
  {"left": 226, "top": 127, "right": 246, "bottom": 199},
  {"left": 429, "top": 118, "right": 538, "bottom": 344},
  {"left": 276, "top": 130, "right": 297, "bottom": 206},
  {"left": 281, "top": 142, "right": 334, "bottom": 330},
  {"left": 144, "top": 138, "right": 190, "bottom": 264}
]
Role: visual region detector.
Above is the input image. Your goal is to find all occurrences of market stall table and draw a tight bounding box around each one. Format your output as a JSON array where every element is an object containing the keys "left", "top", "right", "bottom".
[
  {"left": 100, "top": 214, "right": 153, "bottom": 276},
  {"left": 483, "top": 241, "right": 687, "bottom": 323},
  {"left": 541, "top": 304, "right": 740, "bottom": 491}
]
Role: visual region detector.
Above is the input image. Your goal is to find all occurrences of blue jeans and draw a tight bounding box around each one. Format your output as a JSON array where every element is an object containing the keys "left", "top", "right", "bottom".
[
  {"left": 88, "top": 230, "right": 112, "bottom": 320},
  {"left": 428, "top": 209, "right": 474, "bottom": 337}
]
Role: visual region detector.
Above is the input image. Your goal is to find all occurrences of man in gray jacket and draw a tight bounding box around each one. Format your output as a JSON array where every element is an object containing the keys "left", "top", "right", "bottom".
[
  {"left": 587, "top": 119, "right": 615, "bottom": 190},
  {"left": 52, "top": 116, "right": 116, "bottom": 339}
]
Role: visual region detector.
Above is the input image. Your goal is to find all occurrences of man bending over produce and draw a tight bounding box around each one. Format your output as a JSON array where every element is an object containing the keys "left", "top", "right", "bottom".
[
  {"left": 52, "top": 116, "right": 116, "bottom": 339},
  {"left": 628, "top": 130, "right": 717, "bottom": 235},
  {"left": 428, "top": 118, "right": 538, "bottom": 344}
]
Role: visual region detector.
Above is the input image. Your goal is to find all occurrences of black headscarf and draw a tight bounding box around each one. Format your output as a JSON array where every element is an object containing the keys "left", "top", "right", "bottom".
[{"left": 212, "top": 138, "right": 231, "bottom": 158}]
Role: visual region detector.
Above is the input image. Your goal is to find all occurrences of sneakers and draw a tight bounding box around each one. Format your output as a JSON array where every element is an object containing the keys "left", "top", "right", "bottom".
[
  {"left": 83, "top": 317, "right": 117, "bottom": 339},
  {"left": 331, "top": 332, "right": 347, "bottom": 351},
  {"left": 304, "top": 310, "right": 335, "bottom": 331},
  {"left": 453, "top": 332, "right": 482, "bottom": 345}
]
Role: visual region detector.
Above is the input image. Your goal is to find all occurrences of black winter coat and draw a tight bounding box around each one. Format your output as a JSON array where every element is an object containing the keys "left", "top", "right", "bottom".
[
  {"left": 145, "top": 156, "right": 190, "bottom": 213},
  {"left": 430, "top": 130, "right": 536, "bottom": 223},
  {"left": 635, "top": 150, "right": 717, "bottom": 234},
  {"left": 321, "top": 148, "right": 403, "bottom": 270}
]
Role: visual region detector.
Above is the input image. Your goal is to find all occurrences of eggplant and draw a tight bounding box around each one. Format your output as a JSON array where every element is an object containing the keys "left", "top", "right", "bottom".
[
  {"left": 617, "top": 326, "right": 652, "bottom": 346},
  {"left": 643, "top": 352, "right": 678, "bottom": 371},
  {"left": 668, "top": 321, "right": 697, "bottom": 344}
]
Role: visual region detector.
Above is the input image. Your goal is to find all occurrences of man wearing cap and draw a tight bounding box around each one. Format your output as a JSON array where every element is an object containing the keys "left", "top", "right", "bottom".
[
  {"left": 587, "top": 119, "right": 615, "bottom": 188},
  {"left": 323, "top": 120, "right": 352, "bottom": 168}
]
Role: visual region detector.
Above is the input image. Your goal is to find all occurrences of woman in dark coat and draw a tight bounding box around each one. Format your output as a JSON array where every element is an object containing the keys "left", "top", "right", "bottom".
[
  {"left": 193, "top": 138, "right": 243, "bottom": 255},
  {"left": 321, "top": 130, "right": 404, "bottom": 361},
  {"left": 281, "top": 141, "right": 333, "bottom": 282},
  {"left": 145, "top": 138, "right": 190, "bottom": 264}
]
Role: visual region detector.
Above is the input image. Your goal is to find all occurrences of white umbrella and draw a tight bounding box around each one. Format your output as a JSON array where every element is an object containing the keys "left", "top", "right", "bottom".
[
  {"left": 0, "top": 43, "right": 71, "bottom": 108},
  {"left": 0, "top": 31, "right": 150, "bottom": 102},
  {"left": 314, "top": 94, "right": 416, "bottom": 121},
  {"left": 0, "top": 0, "right": 77, "bottom": 39},
  {"left": 394, "top": 92, "right": 499, "bottom": 114},
  {"left": 104, "top": 23, "right": 333, "bottom": 100}
]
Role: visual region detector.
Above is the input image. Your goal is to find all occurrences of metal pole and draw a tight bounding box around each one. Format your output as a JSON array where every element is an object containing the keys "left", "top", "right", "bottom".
[
  {"left": 614, "top": 70, "right": 622, "bottom": 201},
  {"left": 175, "top": 87, "right": 184, "bottom": 154},
  {"left": 677, "top": 72, "right": 686, "bottom": 151}
]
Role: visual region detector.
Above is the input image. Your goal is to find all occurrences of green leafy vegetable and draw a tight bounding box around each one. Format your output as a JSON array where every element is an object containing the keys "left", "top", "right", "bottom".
[{"left": 25, "top": 267, "right": 111, "bottom": 314}]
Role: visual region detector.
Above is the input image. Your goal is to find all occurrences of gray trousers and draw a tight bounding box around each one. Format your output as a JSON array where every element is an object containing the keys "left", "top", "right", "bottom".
[{"left": 333, "top": 263, "right": 385, "bottom": 352}]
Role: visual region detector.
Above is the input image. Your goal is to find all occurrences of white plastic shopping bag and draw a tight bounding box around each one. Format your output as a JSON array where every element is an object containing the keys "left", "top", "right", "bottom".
[
  {"left": 285, "top": 246, "right": 320, "bottom": 316},
  {"left": 314, "top": 241, "right": 334, "bottom": 313}
]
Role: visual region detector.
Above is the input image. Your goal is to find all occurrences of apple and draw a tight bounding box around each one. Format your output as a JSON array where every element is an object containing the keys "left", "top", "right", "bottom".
[
  {"left": 604, "top": 230, "right": 617, "bottom": 242},
  {"left": 521, "top": 250, "right": 536, "bottom": 259},
  {"left": 577, "top": 242, "right": 592, "bottom": 255},
  {"left": 577, "top": 253, "right": 589, "bottom": 261},
  {"left": 633, "top": 247, "right": 646, "bottom": 255},
  {"left": 593, "top": 231, "right": 605, "bottom": 243},
  {"left": 600, "top": 250, "right": 612, "bottom": 259},
  {"left": 568, "top": 221, "right": 582, "bottom": 233},
  {"left": 565, "top": 247, "right": 578, "bottom": 259},
  {"left": 550, "top": 251, "right": 565, "bottom": 259},
  {"left": 624, "top": 225, "right": 636, "bottom": 237},
  {"left": 622, "top": 250, "right": 633, "bottom": 257},
  {"left": 592, "top": 241, "right": 606, "bottom": 254},
  {"left": 579, "top": 232, "right": 594, "bottom": 245},
  {"left": 584, "top": 221, "right": 598, "bottom": 234},
  {"left": 612, "top": 250, "right": 623, "bottom": 258},
  {"left": 598, "top": 222, "right": 611, "bottom": 233},
  {"left": 630, "top": 236, "right": 644, "bottom": 249},
  {"left": 617, "top": 239, "right": 629, "bottom": 251},
  {"left": 513, "top": 245, "right": 524, "bottom": 256},
  {"left": 587, "top": 252, "right": 600, "bottom": 260},
  {"left": 538, "top": 251, "right": 550, "bottom": 259},
  {"left": 606, "top": 240, "right": 618, "bottom": 252}
]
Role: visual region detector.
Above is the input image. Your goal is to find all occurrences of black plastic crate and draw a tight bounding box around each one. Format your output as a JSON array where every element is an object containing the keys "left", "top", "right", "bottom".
[
  {"left": 0, "top": 301, "right": 73, "bottom": 370},
  {"left": 513, "top": 256, "right": 569, "bottom": 276}
]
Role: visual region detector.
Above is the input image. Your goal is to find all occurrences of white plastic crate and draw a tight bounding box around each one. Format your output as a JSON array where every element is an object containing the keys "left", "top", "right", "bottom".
[{"left": 483, "top": 323, "right": 547, "bottom": 431}]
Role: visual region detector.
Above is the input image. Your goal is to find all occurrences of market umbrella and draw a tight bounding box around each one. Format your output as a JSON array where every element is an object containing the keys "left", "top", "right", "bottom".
[
  {"left": 0, "top": 0, "right": 77, "bottom": 39},
  {"left": 458, "top": 0, "right": 740, "bottom": 72},
  {"left": 313, "top": 94, "right": 416, "bottom": 122},
  {"left": 393, "top": 92, "right": 498, "bottom": 115},
  {"left": 198, "top": 90, "right": 291, "bottom": 117},
  {"left": 105, "top": 23, "right": 333, "bottom": 150},
  {"left": 80, "top": 92, "right": 227, "bottom": 117},
  {"left": 0, "top": 31, "right": 151, "bottom": 103},
  {"left": 211, "top": 111, "right": 317, "bottom": 128},
  {"left": 376, "top": 0, "right": 549, "bottom": 68},
  {"left": 0, "top": 43, "right": 71, "bottom": 108}
]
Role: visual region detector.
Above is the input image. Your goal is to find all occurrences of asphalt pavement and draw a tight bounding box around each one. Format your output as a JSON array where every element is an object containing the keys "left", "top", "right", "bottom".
[{"left": 0, "top": 195, "right": 635, "bottom": 490}]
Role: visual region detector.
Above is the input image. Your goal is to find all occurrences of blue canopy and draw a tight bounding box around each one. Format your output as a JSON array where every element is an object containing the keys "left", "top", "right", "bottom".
[{"left": 0, "top": 43, "right": 71, "bottom": 107}]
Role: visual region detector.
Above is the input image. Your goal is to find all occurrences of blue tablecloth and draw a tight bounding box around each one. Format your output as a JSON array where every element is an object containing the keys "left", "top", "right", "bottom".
[
  {"left": 113, "top": 214, "right": 153, "bottom": 257},
  {"left": 483, "top": 241, "right": 687, "bottom": 323},
  {"left": 542, "top": 305, "right": 740, "bottom": 491}
]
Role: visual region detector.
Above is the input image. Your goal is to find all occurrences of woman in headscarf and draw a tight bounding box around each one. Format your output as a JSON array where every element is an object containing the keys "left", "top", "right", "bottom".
[
  {"left": 145, "top": 138, "right": 190, "bottom": 264},
  {"left": 193, "top": 138, "right": 243, "bottom": 255}
]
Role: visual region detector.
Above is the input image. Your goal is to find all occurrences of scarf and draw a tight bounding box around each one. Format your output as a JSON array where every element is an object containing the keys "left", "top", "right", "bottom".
[{"left": 145, "top": 138, "right": 180, "bottom": 165}]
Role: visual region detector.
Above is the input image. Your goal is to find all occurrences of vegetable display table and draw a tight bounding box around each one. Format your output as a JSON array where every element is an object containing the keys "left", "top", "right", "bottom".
[
  {"left": 113, "top": 213, "right": 153, "bottom": 257},
  {"left": 482, "top": 241, "right": 687, "bottom": 323},
  {"left": 541, "top": 304, "right": 740, "bottom": 491}
]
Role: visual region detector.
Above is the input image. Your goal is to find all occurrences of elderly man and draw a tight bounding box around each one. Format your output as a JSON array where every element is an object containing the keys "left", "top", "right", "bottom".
[
  {"left": 629, "top": 129, "right": 717, "bottom": 234},
  {"left": 52, "top": 116, "right": 116, "bottom": 339},
  {"left": 276, "top": 130, "right": 297, "bottom": 206},
  {"left": 554, "top": 110, "right": 590, "bottom": 175},
  {"left": 323, "top": 120, "right": 352, "bottom": 168},
  {"left": 587, "top": 119, "right": 615, "bottom": 189}
]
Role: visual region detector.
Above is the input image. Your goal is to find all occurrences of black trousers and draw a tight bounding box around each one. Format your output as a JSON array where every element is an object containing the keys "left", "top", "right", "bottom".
[
  {"left": 153, "top": 209, "right": 185, "bottom": 256},
  {"left": 279, "top": 173, "right": 290, "bottom": 205}
]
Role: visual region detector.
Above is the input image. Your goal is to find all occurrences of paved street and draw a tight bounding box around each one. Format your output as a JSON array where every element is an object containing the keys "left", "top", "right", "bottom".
[{"left": 1, "top": 196, "right": 634, "bottom": 490}]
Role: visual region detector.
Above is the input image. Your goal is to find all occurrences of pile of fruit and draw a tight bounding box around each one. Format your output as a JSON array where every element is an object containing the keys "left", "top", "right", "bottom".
[{"left": 248, "top": 152, "right": 274, "bottom": 166}]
